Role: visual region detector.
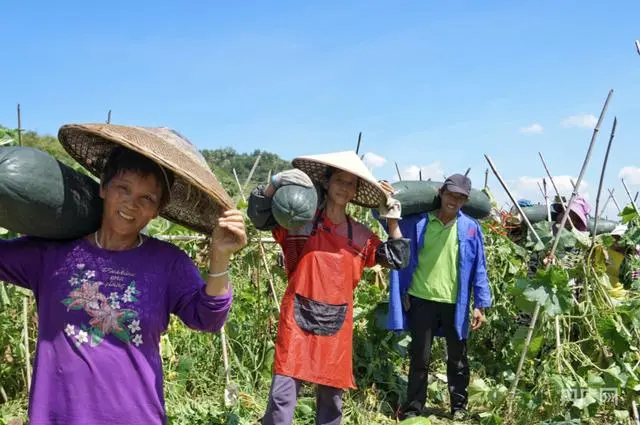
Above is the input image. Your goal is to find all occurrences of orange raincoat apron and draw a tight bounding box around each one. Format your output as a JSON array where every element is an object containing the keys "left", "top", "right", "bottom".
[{"left": 273, "top": 210, "right": 377, "bottom": 389}]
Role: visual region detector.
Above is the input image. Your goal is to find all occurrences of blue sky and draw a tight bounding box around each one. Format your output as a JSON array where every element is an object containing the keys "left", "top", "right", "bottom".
[{"left": 1, "top": 1, "right": 639, "bottom": 220}]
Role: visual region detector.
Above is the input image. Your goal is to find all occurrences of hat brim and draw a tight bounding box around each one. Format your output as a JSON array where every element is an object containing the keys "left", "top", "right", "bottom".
[
  {"left": 58, "top": 124, "right": 234, "bottom": 235},
  {"left": 443, "top": 184, "right": 470, "bottom": 197},
  {"left": 292, "top": 155, "right": 385, "bottom": 208}
]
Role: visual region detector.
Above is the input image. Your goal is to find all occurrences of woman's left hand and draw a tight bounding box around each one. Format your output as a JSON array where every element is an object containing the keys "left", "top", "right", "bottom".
[{"left": 211, "top": 209, "right": 248, "bottom": 258}]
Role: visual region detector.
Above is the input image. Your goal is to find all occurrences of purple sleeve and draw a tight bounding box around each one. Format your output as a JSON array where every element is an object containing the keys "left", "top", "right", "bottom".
[
  {"left": 0, "top": 237, "right": 46, "bottom": 291},
  {"left": 167, "top": 251, "right": 232, "bottom": 333}
]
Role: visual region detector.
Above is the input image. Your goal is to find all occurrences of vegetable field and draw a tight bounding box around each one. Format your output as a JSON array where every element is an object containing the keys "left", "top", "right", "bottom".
[{"left": 1, "top": 129, "right": 640, "bottom": 424}]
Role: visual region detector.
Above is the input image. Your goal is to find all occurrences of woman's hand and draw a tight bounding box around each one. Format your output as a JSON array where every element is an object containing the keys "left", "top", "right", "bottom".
[
  {"left": 378, "top": 180, "right": 395, "bottom": 197},
  {"left": 211, "top": 209, "right": 248, "bottom": 259}
]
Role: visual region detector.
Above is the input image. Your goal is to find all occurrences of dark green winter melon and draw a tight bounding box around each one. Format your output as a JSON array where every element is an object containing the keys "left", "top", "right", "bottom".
[
  {"left": 588, "top": 218, "right": 617, "bottom": 235},
  {"left": 519, "top": 204, "right": 551, "bottom": 223},
  {"left": 0, "top": 146, "right": 103, "bottom": 239},
  {"left": 515, "top": 204, "right": 618, "bottom": 235},
  {"left": 390, "top": 180, "right": 491, "bottom": 219},
  {"left": 271, "top": 184, "right": 318, "bottom": 230}
]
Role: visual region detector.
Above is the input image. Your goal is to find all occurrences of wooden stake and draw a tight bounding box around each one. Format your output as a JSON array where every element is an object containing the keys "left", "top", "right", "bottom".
[
  {"left": 484, "top": 155, "right": 542, "bottom": 245},
  {"left": 539, "top": 152, "right": 576, "bottom": 229},
  {"left": 599, "top": 193, "right": 613, "bottom": 218},
  {"left": 395, "top": 162, "right": 402, "bottom": 181},
  {"left": 243, "top": 153, "right": 262, "bottom": 191},
  {"left": 592, "top": 117, "right": 617, "bottom": 246},
  {"left": 233, "top": 169, "right": 280, "bottom": 312},
  {"left": 232, "top": 169, "right": 243, "bottom": 199},
  {"left": 0, "top": 383, "right": 7, "bottom": 403},
  {"left": 543, "top": 179, "right": 551, "bottom": 221},
  {"left": 622, "top": 178, "right": 639, "bottom": 212},
  {"left": 609, "top": 188, "right": 622, "bottom": 212},
  {"left": 16, "top": 104, "right": 22, "bottom": 147},
  {"left": 508, "top": 88, "right": 613, "bottom": 408}
]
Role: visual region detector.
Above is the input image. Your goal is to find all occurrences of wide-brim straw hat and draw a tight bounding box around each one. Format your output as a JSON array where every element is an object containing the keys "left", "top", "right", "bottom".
[
  {"left": 292, "top": 150, "right": 385, "bottom": 208},
  {"left": 58, "top": 123, "right": 234, "bottom": 235}
]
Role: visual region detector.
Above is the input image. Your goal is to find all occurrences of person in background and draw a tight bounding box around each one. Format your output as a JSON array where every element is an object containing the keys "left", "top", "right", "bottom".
[
  {"left": 0, "top": 124, "right": 248, "bottom": 425},
  {"left": 381, "top": 173, "right": 492, "bottom": 421},
  {"left": 248, "top": 151, "right": 410, "bottom": 425}
]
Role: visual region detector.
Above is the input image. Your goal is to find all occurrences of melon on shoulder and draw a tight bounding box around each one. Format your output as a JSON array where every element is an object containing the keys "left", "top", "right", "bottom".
[{"left": 271, "top": 184, "right": 318, "bottom": 230}]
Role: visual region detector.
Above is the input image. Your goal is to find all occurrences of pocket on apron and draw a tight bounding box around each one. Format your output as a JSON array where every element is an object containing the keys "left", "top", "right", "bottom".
[{"left": 293, "top": 293, "right": 347, "bottom": 336}]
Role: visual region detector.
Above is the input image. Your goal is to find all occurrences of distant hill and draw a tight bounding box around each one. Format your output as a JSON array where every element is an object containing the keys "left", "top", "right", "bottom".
[{"left": 0, "top": 125, "right": 291, "bottom": 199}]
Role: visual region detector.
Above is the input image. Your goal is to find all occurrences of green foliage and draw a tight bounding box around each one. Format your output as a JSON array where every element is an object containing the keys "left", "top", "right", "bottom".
[{"left": 202, "top": 148, "right": 292, "bottom": 199}]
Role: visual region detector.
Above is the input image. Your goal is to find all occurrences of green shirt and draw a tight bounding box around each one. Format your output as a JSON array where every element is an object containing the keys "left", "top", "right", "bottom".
[{"left": 409, "top": 212, "right": 459, "bottom": 304}]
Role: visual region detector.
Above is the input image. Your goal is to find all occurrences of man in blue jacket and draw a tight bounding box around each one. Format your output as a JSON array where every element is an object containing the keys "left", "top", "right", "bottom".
[{"left": 386, "top": 174, "right": 492, "bottom": 420}]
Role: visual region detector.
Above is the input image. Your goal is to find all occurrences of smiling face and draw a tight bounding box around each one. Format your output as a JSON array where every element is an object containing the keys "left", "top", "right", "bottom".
[
  {"left": 440, "top": 188, "right": 468, "bottom": 216},
  {"left": 100, "top": 171, "right": 164, "bottom": 237},
  {"left": 326, "top": 169, "right": 358, "bottom": 208}
]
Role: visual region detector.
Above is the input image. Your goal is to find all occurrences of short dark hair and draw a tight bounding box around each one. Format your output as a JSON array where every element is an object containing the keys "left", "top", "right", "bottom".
[{"left": 101, "top": 146, "right": 175, "bottom": 209}]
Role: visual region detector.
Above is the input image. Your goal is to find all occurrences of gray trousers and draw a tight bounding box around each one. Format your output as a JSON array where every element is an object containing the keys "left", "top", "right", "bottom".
[{"left": 262, "top": 374, "right": 343, "bottom": 425}]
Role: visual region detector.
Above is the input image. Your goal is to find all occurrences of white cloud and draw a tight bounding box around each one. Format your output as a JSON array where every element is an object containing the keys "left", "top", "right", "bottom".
[
  {"left": 362, "top": 152, "right": 387, "bottom": 169},
  {"left": 520, "top": 123, "right": 544, "bottom": 134},
  {"left": 619, "top": 166, "right": 640, "bottom": 185},
  {"left": 562, "top": 114, "right": 597, "bottom": 129},
  {"left": 395, "top": 162, "right": 445, "bottom": 182}
]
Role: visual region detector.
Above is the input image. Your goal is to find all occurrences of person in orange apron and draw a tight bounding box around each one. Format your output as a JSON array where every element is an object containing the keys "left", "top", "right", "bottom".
[{"left": 248, "top": 151, "right": 410, "bottom": 425}]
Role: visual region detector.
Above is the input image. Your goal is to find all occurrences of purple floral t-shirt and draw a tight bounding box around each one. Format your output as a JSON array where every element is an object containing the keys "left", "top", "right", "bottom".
[{"left": 0, "top": 236, "right": 232, "bottom": 425}]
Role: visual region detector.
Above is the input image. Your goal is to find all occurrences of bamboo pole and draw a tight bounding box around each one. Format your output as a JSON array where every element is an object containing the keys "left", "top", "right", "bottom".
[
  {"left": 220, "top": 326, "right": 237, "bottom": 407},
  {"left": 543, "top": 179, "right": 551, "bottom": 221},
  {"left": 395, "top": 162, "right": 402, "bottom": 181},
  {"left": 609, "top": 188, "right": 622, "bottom": 212},
  {"left": 622, "top": 178, "right": 639, "bottom": 212},
  {"left": 484, "top": 155, "right": 542, "bottom": 245},
  {"left": 16, "top": 104, "right": 22, "bottom": 147},
  {"left": 538, "top": 152, "right": 576, "bottom": 230},
  {"left": 243, "top": 153, "right": 262, "bottom": 191},
  {"left": 507, "top": 88, "right": 613, "bottom": 408},
  {"left": 23, "top": 297, "right": 31, "bottom": 390},
  {"left": 599, "top": 193, "right": 612, "bottom": 218},
  {"left": 233, "top": 170, "right": 280, "bottom": 312},
  {"left": 592, "top": 117, "right": 617, "bottom": 246}
]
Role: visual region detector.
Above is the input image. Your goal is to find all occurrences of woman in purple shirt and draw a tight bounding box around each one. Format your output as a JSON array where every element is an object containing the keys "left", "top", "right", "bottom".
[{"left": 0, "top": 125, "right": 247, "bottom": 425}]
